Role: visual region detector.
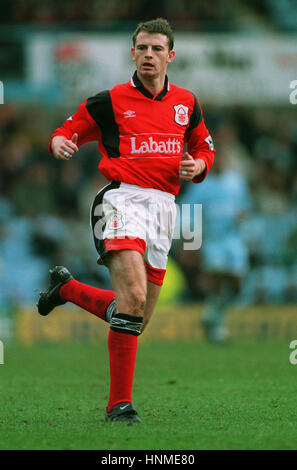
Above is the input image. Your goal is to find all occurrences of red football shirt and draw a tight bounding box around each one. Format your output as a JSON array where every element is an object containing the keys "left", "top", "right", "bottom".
[{"left": 49, "top": 71, "right": 215, "bottom": 195}]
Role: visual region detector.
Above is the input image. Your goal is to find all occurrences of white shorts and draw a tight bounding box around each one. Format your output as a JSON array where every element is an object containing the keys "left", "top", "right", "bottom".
[{"left": 90, "top": 182, "right": 177, "bottom": 285}]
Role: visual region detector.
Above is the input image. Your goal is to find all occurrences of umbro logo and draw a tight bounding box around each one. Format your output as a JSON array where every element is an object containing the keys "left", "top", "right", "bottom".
[{"left": 123, "top": 110, "right": 136, "bottom": 118}]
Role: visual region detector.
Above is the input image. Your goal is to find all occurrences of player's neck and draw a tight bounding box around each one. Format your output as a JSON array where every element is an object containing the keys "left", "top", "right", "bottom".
[{"left": 137, "top": 72, "right": 166, "bottom": 97}]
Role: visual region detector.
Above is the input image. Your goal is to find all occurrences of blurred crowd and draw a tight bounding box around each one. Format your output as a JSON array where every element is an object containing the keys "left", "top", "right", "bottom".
[
  {"left": 0, "top": 102, "right": 296, "bottom": 310},
  {"left": 1, "top": 0, "right": 296, "bottom": 32},
  {"left": 0, "top": 0, "right": 250, "bottom": 25},
  {"left": 175, "top": 105, "right": 297, "bottom": 306}
]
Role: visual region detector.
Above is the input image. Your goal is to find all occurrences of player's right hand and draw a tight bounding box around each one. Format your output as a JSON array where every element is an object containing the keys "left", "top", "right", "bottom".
[{"left": 52, "top": 133, "right": 79, "bottom": 160}]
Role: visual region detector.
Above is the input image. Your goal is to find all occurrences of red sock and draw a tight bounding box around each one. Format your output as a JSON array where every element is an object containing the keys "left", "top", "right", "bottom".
[
  {"left": 107, "top": 329, "right": 138, "bottom": 412},
  {"left": 59, "top": 279, "right": 115, "bottom": 322}
]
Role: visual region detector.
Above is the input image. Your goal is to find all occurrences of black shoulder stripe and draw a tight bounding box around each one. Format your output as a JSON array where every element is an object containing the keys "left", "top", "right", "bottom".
[
  {"left": 186, "top": 96, "right": 203, "bottom": 134},
  {"left": 86, "top": 90, "right": 120, "bottom": 158}
]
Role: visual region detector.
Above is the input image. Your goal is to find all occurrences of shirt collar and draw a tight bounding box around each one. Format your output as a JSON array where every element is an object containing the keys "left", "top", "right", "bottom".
[{"left": 130, "top": 70, "right": 169, "bottom": 101}]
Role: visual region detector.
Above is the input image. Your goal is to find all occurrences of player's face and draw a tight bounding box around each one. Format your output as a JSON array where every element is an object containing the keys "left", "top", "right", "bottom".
[{"left": 131, "top": 32, "right": 175, "bottom": 80}]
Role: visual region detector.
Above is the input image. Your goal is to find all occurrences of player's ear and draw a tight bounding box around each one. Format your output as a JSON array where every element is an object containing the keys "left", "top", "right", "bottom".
[
  {"left": 131, "top": 47, "right": 136, "bottom": 62},
  {"left": 167, "top": 49, "right": 175, "bottom": 64}
]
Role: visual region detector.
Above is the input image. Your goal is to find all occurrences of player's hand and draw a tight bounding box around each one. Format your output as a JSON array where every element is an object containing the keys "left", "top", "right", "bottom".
[
  {"left": 179, "top": 152, "right": 206, "bottom": 180},
  {"left": 51, "top": 133, "right": 79, "bottom": 160}
]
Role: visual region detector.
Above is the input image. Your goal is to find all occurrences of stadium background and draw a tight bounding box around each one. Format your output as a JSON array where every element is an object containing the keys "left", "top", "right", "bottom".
[
  {"left": 0, "top": 0, "right": 297, "bottom": 452},
  {"left": 0, "top": 0, "right": 296, "bottom": 345}
]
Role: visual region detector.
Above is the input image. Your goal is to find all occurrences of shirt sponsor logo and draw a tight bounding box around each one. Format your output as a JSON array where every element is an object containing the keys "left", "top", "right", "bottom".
[
  {"left": 130, "top": 136, "right": 182, "bottom": 154},
  {"left": 173, "top": 104, "right": 189, "bottom": 126}
]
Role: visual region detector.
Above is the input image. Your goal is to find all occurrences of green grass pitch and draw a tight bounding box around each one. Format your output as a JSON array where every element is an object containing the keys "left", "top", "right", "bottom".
[{"left": 0, "top": 340, "right": 296, "bottom": 450}]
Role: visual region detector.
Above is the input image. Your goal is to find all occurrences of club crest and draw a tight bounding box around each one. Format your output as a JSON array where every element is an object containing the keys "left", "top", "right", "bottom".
[
  {"left": 108, "top": 213, "right": 124, "bottom": 230},
  {"left": 174, "top": 104, "right": 189, "bottom": 126}
]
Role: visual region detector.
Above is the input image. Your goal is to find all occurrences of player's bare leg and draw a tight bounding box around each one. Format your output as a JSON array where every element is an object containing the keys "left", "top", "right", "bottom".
[
  {"left": 141, "top": 281, "right": 162, "bottom": 333},
  {"left": 107, "top": 252, "right": 162, "bottom": 332},
  {"left": 107, "top": 250, "right": 147, "bottom": 317},
  {"left": 105, "top": 249, "right": 147, "bottom": 422}
]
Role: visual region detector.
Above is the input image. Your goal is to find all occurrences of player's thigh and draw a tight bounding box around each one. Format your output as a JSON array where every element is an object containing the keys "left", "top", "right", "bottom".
[
  {"left": 142, "top": 281, "right": 162, "bottom": 333},
  {"left": 107, "top": 250, "right": 147, "bottom": 315}
]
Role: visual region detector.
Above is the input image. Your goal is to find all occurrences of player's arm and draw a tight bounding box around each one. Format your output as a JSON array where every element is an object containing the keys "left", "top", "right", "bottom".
[
  {"left": 180, "top": 96, "right": 215, "bottom": 182},
  {"left": 49, "top": 99, "right": 99, "bottom": 160}
]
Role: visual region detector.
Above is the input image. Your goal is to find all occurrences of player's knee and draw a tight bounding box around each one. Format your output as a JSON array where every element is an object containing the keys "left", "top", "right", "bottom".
[{"left": 127, "top": 288, "right": 146, "bottom": 316}]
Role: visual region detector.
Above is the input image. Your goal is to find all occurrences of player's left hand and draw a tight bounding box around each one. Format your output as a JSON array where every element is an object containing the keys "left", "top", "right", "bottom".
[{"left": 179, "top": 152, "right": 206, "bottom": 181}]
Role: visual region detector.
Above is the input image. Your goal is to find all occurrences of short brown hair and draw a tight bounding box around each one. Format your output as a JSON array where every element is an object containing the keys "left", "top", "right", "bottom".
[{"left": 132, "top": 18, "right": 174, "bottom": 51}]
